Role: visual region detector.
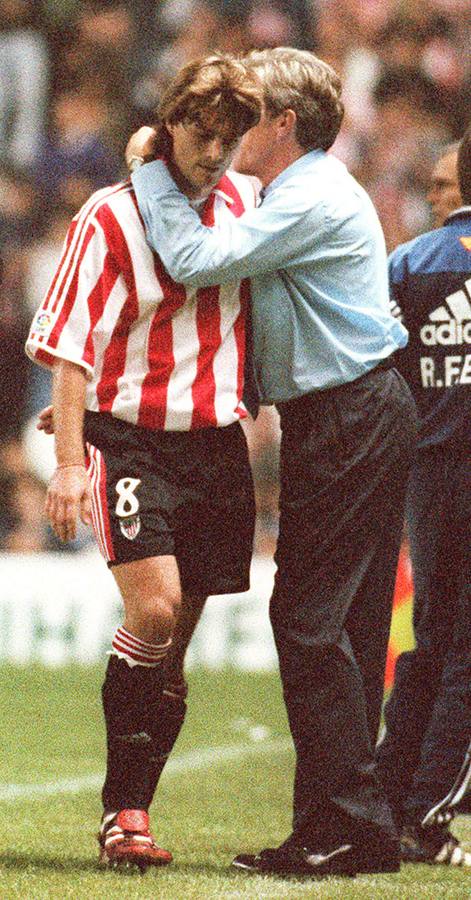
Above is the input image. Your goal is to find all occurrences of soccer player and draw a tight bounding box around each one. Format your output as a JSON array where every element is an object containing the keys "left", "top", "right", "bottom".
[
  {"left": 26, "top": 54, "right": 262, "bottom": 870},
  {"left": 127, "top": 47, "right": 418, "bottom": 877},
  {"left": 375, "top": 128, "right": 471, "bottom": 866}
]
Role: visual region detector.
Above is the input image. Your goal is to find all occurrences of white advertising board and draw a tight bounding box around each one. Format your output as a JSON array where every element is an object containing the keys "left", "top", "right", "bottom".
[{"left": 0, "top": 552, "right": 277, "bottom": 669}]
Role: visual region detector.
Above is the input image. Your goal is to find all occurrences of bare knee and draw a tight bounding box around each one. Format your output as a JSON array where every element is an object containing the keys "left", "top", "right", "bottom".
[
  {"left": 112, "top": 555, "right": 182, "bottom": 643},
  {"left": 125, "top": 588, "right": 181, "bottom": 643}
]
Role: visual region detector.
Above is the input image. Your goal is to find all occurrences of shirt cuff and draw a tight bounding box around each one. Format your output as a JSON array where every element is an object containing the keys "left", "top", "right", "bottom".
[{"left": 130, "top": 159, "right": 179, "bottom": 200}]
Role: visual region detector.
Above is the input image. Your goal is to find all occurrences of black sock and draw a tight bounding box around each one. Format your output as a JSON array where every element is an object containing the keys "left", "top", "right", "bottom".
[
  {"left": 142, "top": 683, "right": 188, "bottom": 809},
  {"left": 101, "top": 655, "right": 165, "bottom": 810}
]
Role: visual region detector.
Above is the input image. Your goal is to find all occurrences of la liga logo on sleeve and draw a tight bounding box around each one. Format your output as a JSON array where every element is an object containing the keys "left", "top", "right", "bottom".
[{"left": 34, "top": 312, "right": 52, "bottom": 334}]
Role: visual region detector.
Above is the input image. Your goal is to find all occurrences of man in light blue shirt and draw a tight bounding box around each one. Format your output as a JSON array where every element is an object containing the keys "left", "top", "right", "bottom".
[
  {"left": 131, "top": 133, "right": 407, "bottom": 405},
  {"left": 128, "top": 47, "right": 418, "bottom": 878}
]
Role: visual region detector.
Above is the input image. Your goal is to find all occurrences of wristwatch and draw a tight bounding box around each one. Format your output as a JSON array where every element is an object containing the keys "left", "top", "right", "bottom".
[{"left": 128, "top": 155, "right": 145, "bottom": 173}]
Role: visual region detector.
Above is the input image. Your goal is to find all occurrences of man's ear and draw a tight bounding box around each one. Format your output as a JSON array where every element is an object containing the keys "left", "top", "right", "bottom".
[{"left": 277, "top": 108, "right": 297, "bottom": 139}]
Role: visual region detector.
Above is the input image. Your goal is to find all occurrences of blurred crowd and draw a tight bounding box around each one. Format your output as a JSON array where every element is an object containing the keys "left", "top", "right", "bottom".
[{"left": 0, "top": 0, "right": 470, "bottom": 555}]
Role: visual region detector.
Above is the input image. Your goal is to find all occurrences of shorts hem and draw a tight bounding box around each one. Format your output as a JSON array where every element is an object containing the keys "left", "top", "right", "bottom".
[
  {"left": 106, "top": 555, "right": 251, "bottom": 597},
  {"left": 180, "top": 577, "right": 251, "bottom": 596},
  {"left": 106, "top": 548, "right": 174, "bottom": 568}
]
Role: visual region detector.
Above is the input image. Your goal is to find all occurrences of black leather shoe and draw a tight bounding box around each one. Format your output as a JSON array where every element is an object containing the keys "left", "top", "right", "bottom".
[
  {"left": 232, "top": 841, "right": 401, "bottom": 877},
  {"left": 354, "top": 848, "right": 400, "bottom": 873},
  {"left": 232, "top": 843, "right": 357, "bottom": 877}
]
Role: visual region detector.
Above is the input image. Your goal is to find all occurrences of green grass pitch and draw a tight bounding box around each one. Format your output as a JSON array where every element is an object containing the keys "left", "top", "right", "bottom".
[{"left": 0, "top": 665, "right": 469, "bottom": 899}]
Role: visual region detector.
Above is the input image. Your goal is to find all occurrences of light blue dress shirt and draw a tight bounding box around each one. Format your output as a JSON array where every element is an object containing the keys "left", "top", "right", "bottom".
[{"left": 132, "top": 151, "right": 408, "bottom": 404}]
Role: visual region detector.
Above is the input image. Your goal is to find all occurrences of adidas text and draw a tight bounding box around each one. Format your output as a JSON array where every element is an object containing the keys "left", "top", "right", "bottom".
[{"left": 420, "top": 321, "right": 471, "bottom": 346}]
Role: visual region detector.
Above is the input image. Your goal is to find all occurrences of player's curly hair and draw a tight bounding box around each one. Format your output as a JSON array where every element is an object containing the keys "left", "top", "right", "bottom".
[
  {"left": 156, "top": 53, "right": 262, "bottom": 140},
  {"left": 245, "top": 47, "right": 344, "bottom": 152}
]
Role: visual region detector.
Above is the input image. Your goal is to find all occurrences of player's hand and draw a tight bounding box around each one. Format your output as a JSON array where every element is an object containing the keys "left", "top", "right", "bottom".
[
  {"left": 37, "top": 404, "right": 54, "bottom": 434},
  {"left": 125, "top": 126, "right": 158, "bottom": 170},
  {"left": 45, "top": 465, "right": 92, "bottom": 542}
]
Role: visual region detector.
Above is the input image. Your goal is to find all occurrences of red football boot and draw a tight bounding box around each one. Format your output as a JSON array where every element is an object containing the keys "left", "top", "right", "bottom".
[{"left": 98, "top": 809, "right": 173, "bottom": 870}]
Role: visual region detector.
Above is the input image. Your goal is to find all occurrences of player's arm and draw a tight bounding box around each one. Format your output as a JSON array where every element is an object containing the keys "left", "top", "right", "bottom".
[
  {"left": 27, "top": 197, "right": 116, "bottom": 538},
  {"left": 131, "top": 160, "right": 318, "bottom": 287},
  {"left": 45, "top": 359, "right": 92, "bottom": 543}
]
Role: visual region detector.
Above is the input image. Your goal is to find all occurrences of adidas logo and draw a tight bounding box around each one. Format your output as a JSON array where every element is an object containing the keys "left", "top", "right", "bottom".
[{"left": 421, "top": 277, "right": 471, "bottom": 346}]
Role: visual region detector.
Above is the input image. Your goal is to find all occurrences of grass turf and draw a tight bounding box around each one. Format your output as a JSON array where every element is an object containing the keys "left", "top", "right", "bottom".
[{"left": 0, "top": 665, "right": 469, "bottom": 899}]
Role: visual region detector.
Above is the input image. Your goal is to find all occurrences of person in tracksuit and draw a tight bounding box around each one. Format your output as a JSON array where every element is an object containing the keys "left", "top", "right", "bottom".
[{"left": 376, "top": 126, "right": 471, "bottom": 867}]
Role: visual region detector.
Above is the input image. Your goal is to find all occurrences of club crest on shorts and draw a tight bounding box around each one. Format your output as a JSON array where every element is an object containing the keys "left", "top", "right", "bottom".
[{"left": 119, "top": 514, "right": 141, "bottom": 541}]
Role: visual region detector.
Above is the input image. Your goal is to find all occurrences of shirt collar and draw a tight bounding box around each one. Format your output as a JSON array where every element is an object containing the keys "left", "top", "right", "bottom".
[
  {"left": 444, "top": 205, "right": 471, "bottom": 224},
  {"left": 262, "top": 149, "right": 325, "bottom": 198}
]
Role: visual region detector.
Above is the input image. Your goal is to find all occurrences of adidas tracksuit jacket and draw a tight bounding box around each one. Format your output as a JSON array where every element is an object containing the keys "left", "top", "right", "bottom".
[
  {"left": 376, "top": 207, "right": 471, "bottom": 826},
  {"left": 388, "top": 207, "right": 471, "bottom": 452}
]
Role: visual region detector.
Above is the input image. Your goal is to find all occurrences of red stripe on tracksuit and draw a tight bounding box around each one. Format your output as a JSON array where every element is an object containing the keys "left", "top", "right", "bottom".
[{"left": 137, "top": 257, "right": 187, "bottom": 430}]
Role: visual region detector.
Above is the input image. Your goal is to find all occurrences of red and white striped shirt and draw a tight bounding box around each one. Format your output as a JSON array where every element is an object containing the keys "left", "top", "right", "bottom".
[{"left": 26, "top": 173, "right": 257, "bottom": 430}]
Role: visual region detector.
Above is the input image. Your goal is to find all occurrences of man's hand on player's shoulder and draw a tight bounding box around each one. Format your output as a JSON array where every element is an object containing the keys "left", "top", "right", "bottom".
[
  {"left": 125, "top": 126, "right": 158, "bottom": 172},
  {"left": 37, "top": 404, "right": 54, "bottom": 435}
]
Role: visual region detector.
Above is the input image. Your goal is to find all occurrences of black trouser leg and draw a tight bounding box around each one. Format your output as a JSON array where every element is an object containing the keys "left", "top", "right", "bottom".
[
  {"left": 273, "top": 368, "right": 417, "bottom": 848},
  {"left": 271, "top": 602, "right": 394, "bottom": 846},
  {"left": 377, "top": 454, "right": 471, "bottom": 825},
  {"left": 344, "top": 499, "right": 405, "bottom": 749}
]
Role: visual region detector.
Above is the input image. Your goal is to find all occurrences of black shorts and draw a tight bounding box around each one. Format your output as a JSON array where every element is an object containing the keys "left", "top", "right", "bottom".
[{"left": 83, "top": 412, "right": 255, "bottom": 596}]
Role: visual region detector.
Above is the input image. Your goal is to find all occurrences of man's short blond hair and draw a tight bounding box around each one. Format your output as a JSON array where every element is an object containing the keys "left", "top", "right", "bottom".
[
  {"left": 157, "top": 53, "right": 262, "bottom": 138},
  {"left": 246, "top": 47, "right": 344, "bottom": 152}
]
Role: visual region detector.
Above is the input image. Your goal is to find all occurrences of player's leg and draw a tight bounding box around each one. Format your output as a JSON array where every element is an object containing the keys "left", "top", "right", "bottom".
[
  {"left": 83, "top": 413, "right": 184, "bottom": 868},
  {"left": 96, "top": 417, "right": 254, "bottom": 867},
  {"left": 102, "top": 554, "right": 181, "bottom": 810},
  {"left": 141, "top": 591, "right": 208, "bottom": 810},
  {"left": 139, "top": 421, "right": 255, "bottom": 829},
  {"left": 375, "top": 455, "right": 449, "bottom": 827},
  {"left": 397, "top": 456, "right": 471, "bottom": 866},
  {"left": 100, "top": 554, "right": 181, "bottom": 869}
]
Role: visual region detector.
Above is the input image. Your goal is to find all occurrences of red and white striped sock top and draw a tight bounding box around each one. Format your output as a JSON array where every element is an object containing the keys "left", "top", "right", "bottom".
[{"left": 111, "top": 626, "right": 171, "bottom": 668}]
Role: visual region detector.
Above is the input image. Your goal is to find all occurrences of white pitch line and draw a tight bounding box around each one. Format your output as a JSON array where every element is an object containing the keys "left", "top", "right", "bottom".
[{"left": 0, "top": 737, "right": 292, "bottom": 802}]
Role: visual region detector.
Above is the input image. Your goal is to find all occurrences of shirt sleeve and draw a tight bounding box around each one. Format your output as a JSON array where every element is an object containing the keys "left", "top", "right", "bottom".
[
  {"left": 25, "top": 208, "right": 117, "bottom": 377},
  {"left": 131, "top": 160, "right": 322, "bottom": 287}
]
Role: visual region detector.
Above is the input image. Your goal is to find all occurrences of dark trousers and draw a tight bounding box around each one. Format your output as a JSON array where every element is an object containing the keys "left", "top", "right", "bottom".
[
  {"left": 376, "top": 450, "right": 471, "bottom": 825},
  {"left": 271, "top": 367, "right": 417, "bottom": 848}
]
